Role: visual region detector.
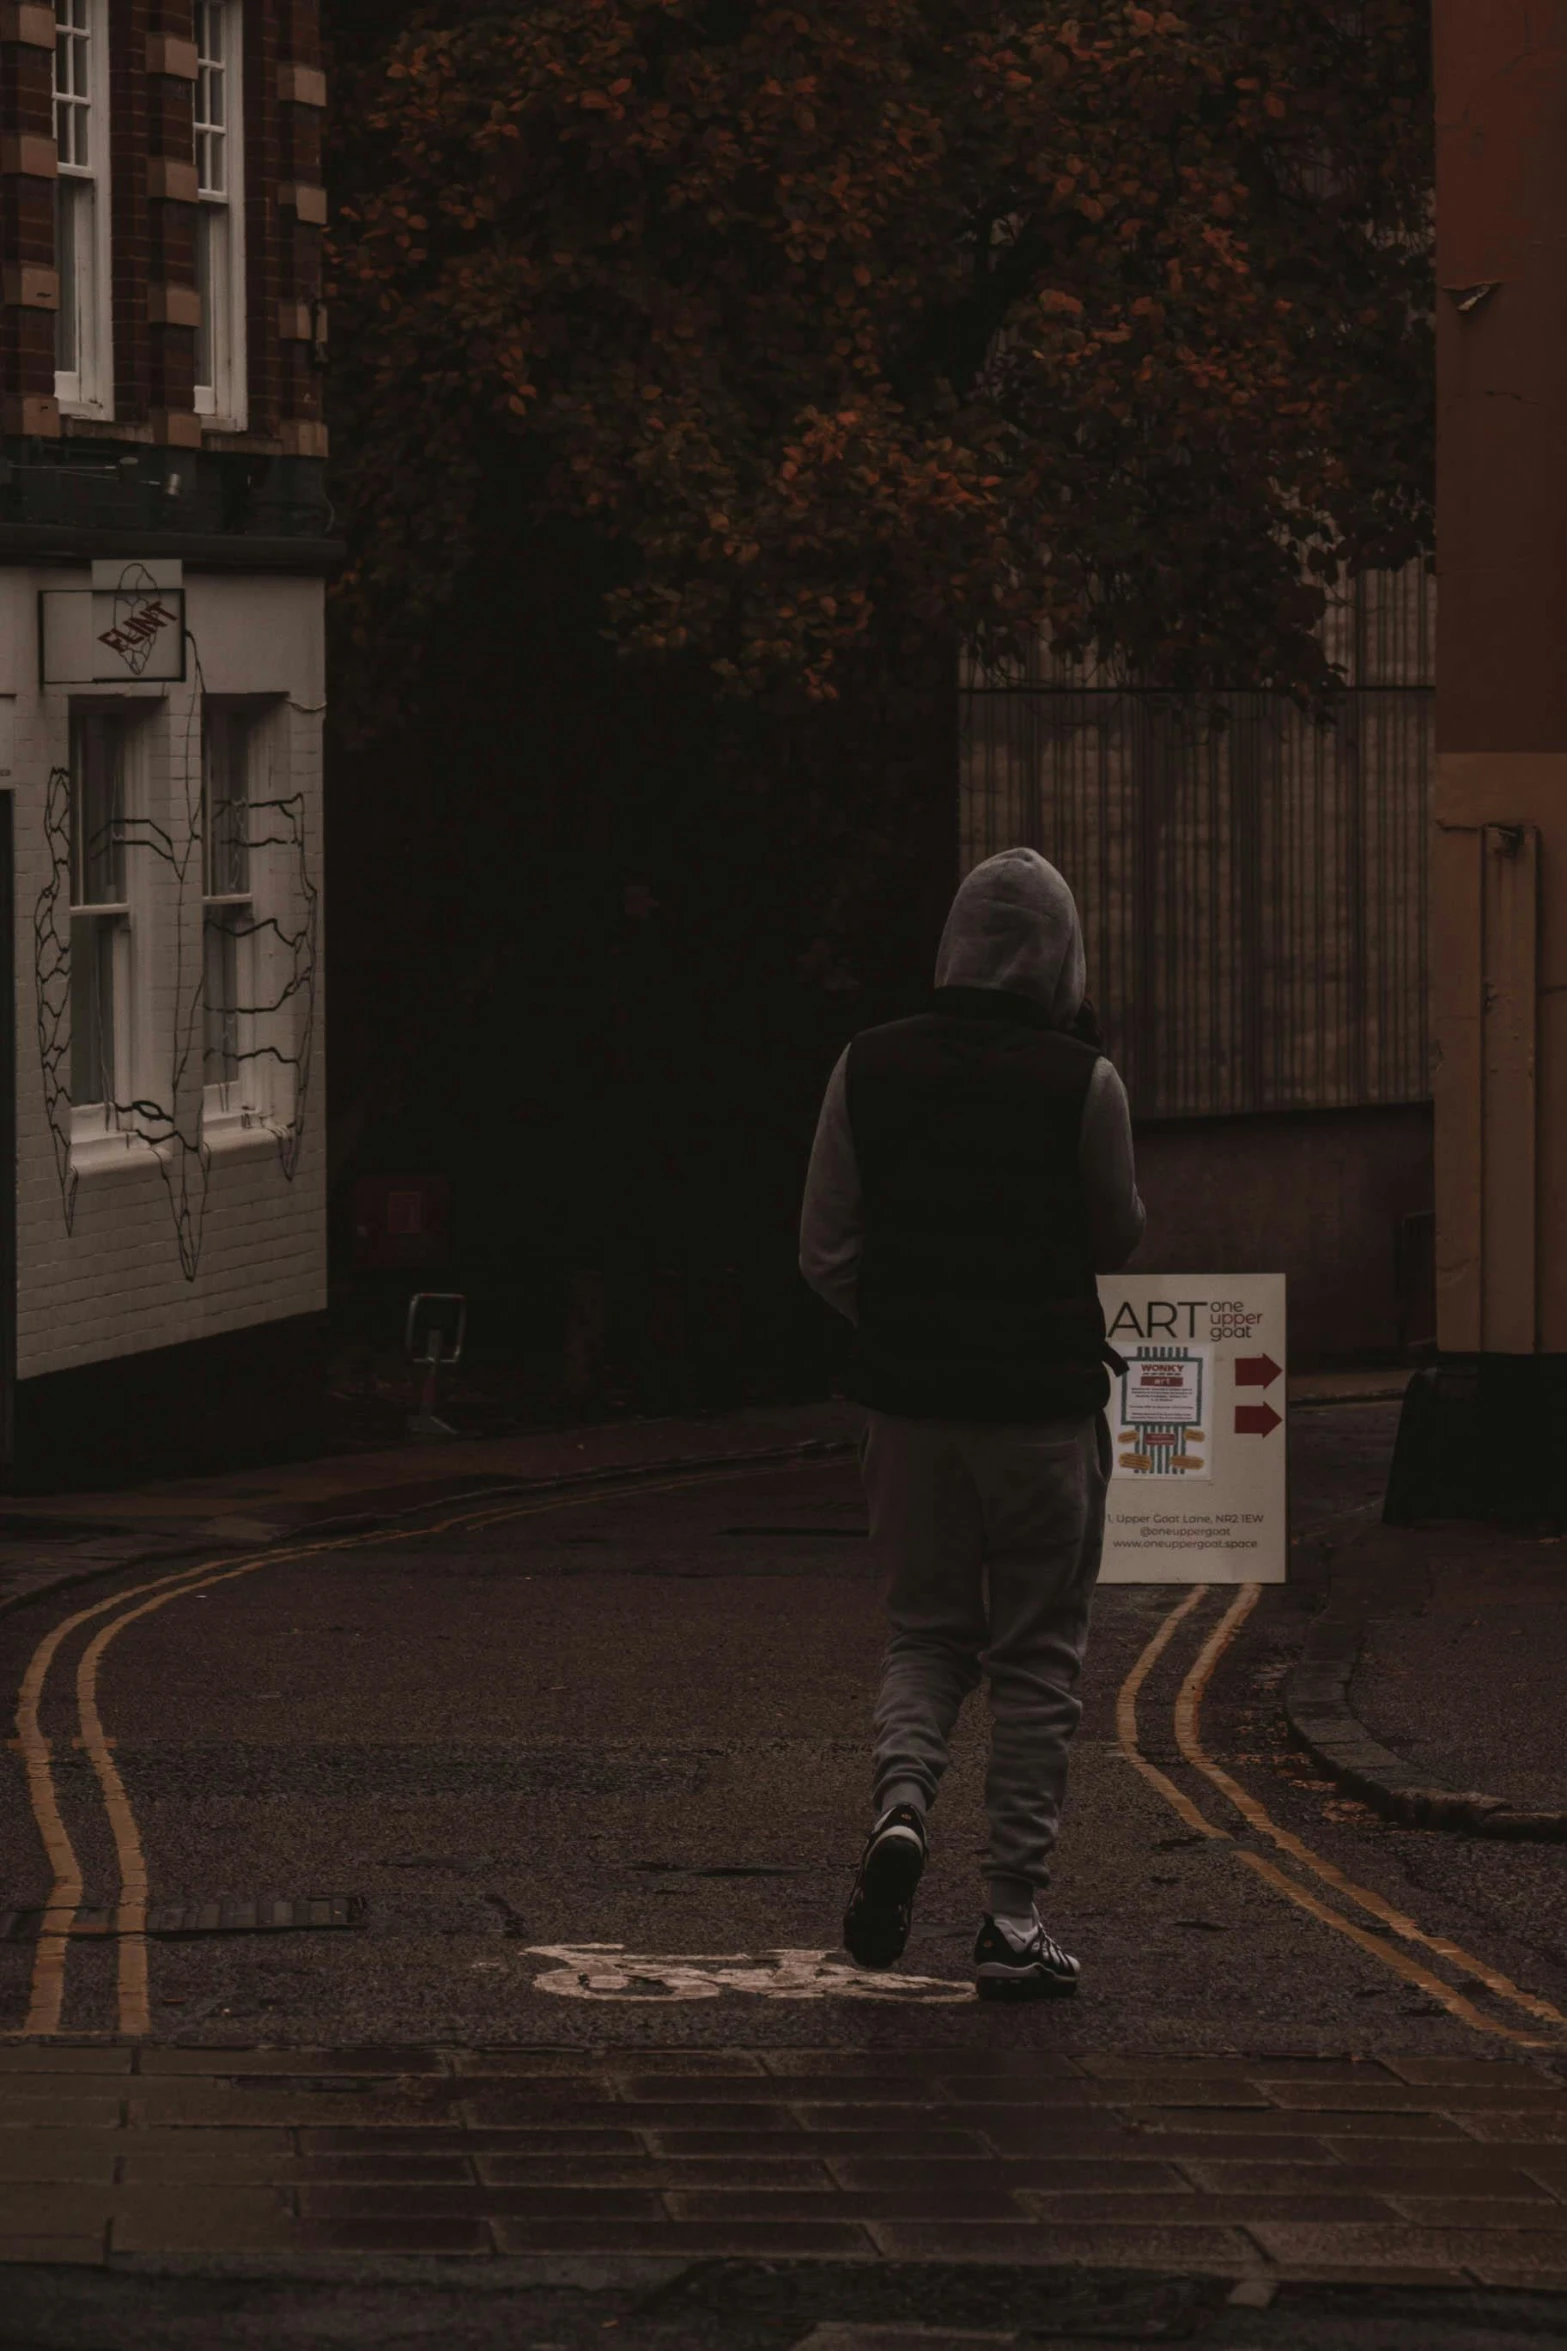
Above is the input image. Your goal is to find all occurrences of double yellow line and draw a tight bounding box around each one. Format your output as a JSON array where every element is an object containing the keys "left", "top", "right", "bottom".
[
  {"left": 10, "top": 1470, "right": 743, "bottom": 2040},
  {"left": 13, "top": 1489, "right": 1567, "bottom": 2047},
  {"left": 1119, "top": 1583, "right": 1567, "bottom": 2049}
]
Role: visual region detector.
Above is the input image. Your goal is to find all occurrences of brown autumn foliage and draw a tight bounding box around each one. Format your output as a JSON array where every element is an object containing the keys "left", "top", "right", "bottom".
[{"left": 327, "top": 1, "right": 1432, "bottom": 722}]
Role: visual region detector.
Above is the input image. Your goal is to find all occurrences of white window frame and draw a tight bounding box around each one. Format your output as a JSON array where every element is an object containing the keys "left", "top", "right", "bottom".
[
  {"left": 67, "top": 705, "right": 138, "bottom": 1159},
  {"left": 53, "top": 0, "right": 114, "bottom": 419},
  {"left": 193, "top": 0, "right": 247, "bottom": 429},
  {"left": 201, "top": 697, "right": 283, "bottom": 1143}
]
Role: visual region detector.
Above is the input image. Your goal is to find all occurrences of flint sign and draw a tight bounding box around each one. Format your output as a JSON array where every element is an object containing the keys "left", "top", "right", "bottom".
[
  {"left": 1096, "top": 1274, "right": 1286, "bottom": 1584},
  {"left": 39, "top": 559, "right": 186, "bottom": 685}
]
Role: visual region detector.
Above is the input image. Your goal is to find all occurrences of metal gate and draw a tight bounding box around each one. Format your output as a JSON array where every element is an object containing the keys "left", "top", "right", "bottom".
[{"left": 960, "top": 566, "right": 1433, "bottom": 1121}]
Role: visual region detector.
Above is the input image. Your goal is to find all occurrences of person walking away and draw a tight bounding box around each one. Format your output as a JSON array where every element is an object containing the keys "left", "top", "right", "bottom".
[{"left": 799, "top": 849, "right": 1144, "bottom": 1999}]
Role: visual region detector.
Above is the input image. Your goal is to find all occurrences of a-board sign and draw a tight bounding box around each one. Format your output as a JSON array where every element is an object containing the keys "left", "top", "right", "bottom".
[{"left": 1096, "top": 1274, "right": 1286, "bottom": 1584}]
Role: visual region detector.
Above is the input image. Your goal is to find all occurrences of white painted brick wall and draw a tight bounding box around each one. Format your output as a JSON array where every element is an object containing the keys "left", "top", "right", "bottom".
[{"left": 4, "top": 566, "right": 329, "bottom": 1381}]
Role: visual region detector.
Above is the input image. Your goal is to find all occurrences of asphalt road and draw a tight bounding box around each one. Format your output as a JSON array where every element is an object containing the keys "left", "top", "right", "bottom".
[
  {"left": 6, "top": 1401, "right": 1567, "bottom": 2054},
  {"left": 12, "top": 1402, "right": 1567, "bottom": 2348}
]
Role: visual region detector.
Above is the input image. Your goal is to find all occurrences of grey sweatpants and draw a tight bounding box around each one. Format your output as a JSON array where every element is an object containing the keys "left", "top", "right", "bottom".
[{"left": 862, "top": 1409, "right": 1110, "bottom": 1918}]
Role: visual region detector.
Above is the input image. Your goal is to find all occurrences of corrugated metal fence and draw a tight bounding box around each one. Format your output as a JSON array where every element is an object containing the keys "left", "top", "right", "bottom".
[{"left": 960, "top": 566, "right": 1433, "bottom": 1120}]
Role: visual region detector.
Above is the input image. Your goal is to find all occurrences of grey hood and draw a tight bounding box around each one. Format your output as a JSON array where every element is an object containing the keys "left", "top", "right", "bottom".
[{"left": 933, "top": 849, "right": 1087, "bottom": 1030}]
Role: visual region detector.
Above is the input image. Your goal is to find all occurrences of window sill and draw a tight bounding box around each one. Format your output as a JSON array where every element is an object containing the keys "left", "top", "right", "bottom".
[
  {"left": 67, "top": 1119, "right": 281, "bottom": 1177},
  {"left": 202, "top": 1110, "right": 279, "bottom": 1160},
  {"left": 70, "top": 1126, "right": 156, "bottom": 1178}
]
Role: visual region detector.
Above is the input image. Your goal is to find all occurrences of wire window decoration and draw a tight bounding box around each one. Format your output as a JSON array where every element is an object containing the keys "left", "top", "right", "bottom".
[
  {"left": 33, "top": 629, "right": 319, "bottom": 1277},
  {"left": 959, "top": 563, "right": 1433, "bottom": 1122},
  {"left": 201, "top": 703, "right": 252, "bottom": 1095},
  {"left": 65, "top": 709, "right": 126, "bottom": 1114}
]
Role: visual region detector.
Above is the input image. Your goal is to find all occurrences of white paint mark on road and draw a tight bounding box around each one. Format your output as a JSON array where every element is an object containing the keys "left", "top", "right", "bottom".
[{"left": 525, "top": 1944, "right": 971, "bottom": 2002}]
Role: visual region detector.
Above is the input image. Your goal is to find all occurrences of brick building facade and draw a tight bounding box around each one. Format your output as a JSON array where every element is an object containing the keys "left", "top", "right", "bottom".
[{"left": 0, "top": 0, "right": 336, "bottom": 1488}]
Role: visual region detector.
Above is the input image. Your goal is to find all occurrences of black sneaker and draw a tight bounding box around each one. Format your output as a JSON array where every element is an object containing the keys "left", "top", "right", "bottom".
[
  {"left": 974, "top": 1912, "right": 1080, "bottom": 2001},
  {"left": 843, "top": 1804, "right": 927, "bottom": 1969}
]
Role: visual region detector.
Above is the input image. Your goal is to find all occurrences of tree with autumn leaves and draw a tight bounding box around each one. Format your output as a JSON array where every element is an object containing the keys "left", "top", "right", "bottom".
[
  {"left": 327, "top": 0, "right": 1432, "bottom": 730},
  {"left": 320, "top": 1, "right": 1432, "bottom": 1401}
]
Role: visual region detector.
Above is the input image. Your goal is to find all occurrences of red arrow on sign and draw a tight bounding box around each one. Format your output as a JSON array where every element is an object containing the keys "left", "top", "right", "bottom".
[
  {"left": 1235, "top": 1402, "right": 1282, "bottom": 1438},
  {"left": 1235, "top": 1354, "right": 1282, "bottom": 1389}
]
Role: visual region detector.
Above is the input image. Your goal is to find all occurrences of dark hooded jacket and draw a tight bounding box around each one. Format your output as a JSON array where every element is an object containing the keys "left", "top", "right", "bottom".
[{"left": 800, "top": 851, "right": 1144, "bottom": 1422}]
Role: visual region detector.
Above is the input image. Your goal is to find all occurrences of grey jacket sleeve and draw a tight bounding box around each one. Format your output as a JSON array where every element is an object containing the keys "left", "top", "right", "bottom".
[
  {"left": 798, "top": 1048, "right": 863, "bottom": 1324},
  {"left": 1079, "top": 1056, "right": 1145, "bottom": 1271}
]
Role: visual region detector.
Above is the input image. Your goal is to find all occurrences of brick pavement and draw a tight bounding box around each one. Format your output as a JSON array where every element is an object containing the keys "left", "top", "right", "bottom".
[{"left": 6, "top": 2045, "right": 1567, "bottom": 2285}]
